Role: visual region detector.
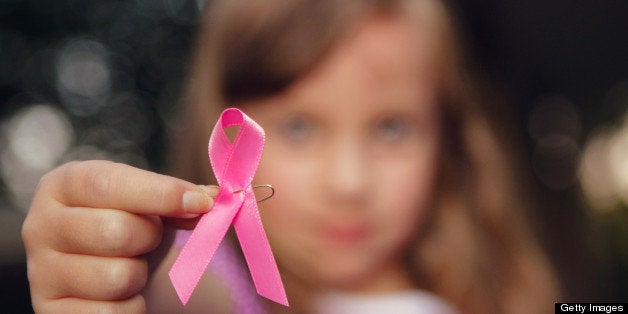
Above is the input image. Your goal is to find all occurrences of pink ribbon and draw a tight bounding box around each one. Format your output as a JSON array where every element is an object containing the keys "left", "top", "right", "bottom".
[{"left": 169, "top": 108, "right": 288, "bottom": 307}]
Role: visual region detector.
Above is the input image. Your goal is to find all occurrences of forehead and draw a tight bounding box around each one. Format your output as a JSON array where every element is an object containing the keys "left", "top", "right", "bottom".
[
  {"left": 283, "top": 14, "right": 441, "bottom": 107},
  {"left": 344, "top": 15, "right": 438, "bottom": 80}
]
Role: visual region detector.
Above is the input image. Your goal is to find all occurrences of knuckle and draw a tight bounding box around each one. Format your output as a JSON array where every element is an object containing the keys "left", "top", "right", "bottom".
[
  {"left": 21, "top": 203, "right": 59, "bottom": 252},
  {"left": 103, "top": 258, "right": 147, "bottom": 299},
  {"left": 21, "top": 215, "right": 37, "bottom": 248},
  {"left": 37, "top": 169, "right": 56, "bottom": 190},
  {"left": 63, "top": 160, "right": 117, "bottom": 201},
  {"left": 38, "top": 161, "right": 78, "bottom": 188},
  {"left": 134, "top": 216, "right": 164, "bottom": 255},
  {"left": 80, "top": 162, "right": 115, "bottom": 199},
  {"left": 98, "top": 215, "right": 133, "bottom": 255},
  {"left": 99, "top": 215, "right": 164, "bottom": 256},
  {"left": 55, "top": 161, "right": 84, "bottom": 187}
]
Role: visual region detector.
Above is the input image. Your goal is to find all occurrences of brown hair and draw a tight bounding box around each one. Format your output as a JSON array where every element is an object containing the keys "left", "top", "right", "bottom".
[{"left": 169, "top": 0, "right": 561, "bottom": 312}]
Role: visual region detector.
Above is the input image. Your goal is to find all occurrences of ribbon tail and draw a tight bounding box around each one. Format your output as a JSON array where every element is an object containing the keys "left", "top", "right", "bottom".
[
  {"left": 233, "top": 192, "right": 289, "bottom": 306},
  {"left": 169, "top": 191, "right": 242, "bottom": 305}
]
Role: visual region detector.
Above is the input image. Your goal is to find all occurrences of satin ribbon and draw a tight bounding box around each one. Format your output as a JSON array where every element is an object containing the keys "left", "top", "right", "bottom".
[{"left": 169, "top": 108, "right": 288, "bottom": 307}]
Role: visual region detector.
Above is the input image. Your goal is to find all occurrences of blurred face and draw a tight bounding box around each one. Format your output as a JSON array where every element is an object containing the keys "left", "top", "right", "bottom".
[{"left": 241, "top": 15, "right": 442, "bottom": 291}]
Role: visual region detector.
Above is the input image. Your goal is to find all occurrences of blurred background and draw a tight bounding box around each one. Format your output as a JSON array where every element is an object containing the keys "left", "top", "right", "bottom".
[{"left": 1, "top": 0, "right": 626, "bottom": 312}]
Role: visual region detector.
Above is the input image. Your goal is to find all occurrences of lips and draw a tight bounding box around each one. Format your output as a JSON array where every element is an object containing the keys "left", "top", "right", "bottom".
[{"left": 320, "top": 223, "right": 371, "bottom": 245}]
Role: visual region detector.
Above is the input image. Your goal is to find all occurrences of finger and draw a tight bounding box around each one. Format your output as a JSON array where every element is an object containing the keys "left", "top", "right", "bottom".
[
  {"left": 42, "top": 160, "right": 214, "bottom": 217},
  {"left": 157, "top": 185, "right": 221, "bottom": 229},
  {"left": 36, "top": 251, "right": 148, "bottom": 301},
  {"left": 48, "top": 205, "right": 163, "bottom": 257},
  {"left": 36, "top": 295, "right": 145, "bottom": 314},
  {"left": 162, "top": 185, "right": 221, "bottom": 229}
]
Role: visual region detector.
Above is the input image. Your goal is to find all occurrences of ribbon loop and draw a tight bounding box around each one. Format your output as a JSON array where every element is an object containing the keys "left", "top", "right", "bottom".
[
  {"left": 169, "top": 108, "right": 288, "bottom": 307},
  {"left": 209, "top": 108, "right": 265, "bottom": 189}
]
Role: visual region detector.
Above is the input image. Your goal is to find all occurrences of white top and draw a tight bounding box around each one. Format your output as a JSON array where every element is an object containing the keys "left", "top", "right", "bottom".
[{"left": 314, "top": 290, "right": 459, "bottom": 314}]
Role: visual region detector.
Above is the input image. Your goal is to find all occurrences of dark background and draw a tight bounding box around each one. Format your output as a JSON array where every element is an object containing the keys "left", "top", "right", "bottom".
[{"left": 1, "top": 0, "right": 627, "bottom": 312}]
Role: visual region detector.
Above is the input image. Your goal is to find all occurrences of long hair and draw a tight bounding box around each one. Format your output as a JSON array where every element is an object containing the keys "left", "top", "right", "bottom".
[{"left": 168, "top": 0, "right": 561, "bottom": 312}]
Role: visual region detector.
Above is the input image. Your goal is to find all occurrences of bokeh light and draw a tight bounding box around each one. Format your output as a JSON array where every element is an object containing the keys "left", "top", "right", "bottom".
[
  {"left": 528, "top": 93, "right": 582, "bottom": 190},
  {"left": 528, "top": 94, "right": 581, "bottom": 141},
  {"left": 7, "top": 104, "right": 73, "bottom": 170},
  {"left": 579, "top": 82, "right": 628, "bottom": 212},
  {"left": 608, "top": 119, "right": 628, "bottom": 205},
  {"left": 1, "top": 104, "right": 73, "bottom": 210},
  {"left": 55, "top": 38, "right": 111, "bottom": 116},
  {"left": 579, "top": 127, "right": 620, "bottom": 211}
]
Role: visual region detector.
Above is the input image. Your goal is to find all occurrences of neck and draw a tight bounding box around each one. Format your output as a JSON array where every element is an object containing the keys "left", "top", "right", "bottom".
[
  {"left": 268, "top": 259, "right": 417, "bottom": 313},
  {"left": 266, "top": 269, "right": 317, "bottom": 314},
  {"left": 340, "top": 259, "right": 416, "bottom": 293}
]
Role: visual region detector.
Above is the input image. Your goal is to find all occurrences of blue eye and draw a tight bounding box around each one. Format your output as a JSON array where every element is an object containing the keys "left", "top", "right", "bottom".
[
  {"left": 374, "top": 117, "right": 408, "bottom": 142},
  {"left": 280, "top": 115, "right": 315, "bottom": 142}
]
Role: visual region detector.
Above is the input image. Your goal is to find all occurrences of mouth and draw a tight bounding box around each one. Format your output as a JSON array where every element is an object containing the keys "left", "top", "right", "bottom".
[{"left": 320, "top": 223, "right": 371, "bottom": 245}]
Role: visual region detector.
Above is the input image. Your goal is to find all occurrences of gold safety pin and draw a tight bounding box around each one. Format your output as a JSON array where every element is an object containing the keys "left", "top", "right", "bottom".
[{"left": 232, "top": 184, "right": 275, "bottom": 203}]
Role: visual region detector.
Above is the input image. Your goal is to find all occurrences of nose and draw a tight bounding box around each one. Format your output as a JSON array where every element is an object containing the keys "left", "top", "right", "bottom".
[{"left": 325, "top": 137, "right": 369, "bottom": 204}]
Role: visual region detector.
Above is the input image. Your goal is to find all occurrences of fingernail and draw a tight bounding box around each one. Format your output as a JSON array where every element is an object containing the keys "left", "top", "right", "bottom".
[
  {"left": 199, "top": 185, "right": 220, "bottom": 197},
  {"left": 182, "top": 190, "right": 213, "bottom": 213}
]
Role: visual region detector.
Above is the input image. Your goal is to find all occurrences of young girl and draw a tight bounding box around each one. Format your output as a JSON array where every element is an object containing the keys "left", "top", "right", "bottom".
[{"left": 22, "top": 0, "right": 561, "bottom": 313}]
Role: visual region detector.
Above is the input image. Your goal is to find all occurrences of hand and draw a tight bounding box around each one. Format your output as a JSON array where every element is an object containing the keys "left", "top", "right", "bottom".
[{"left": 22, "top": 160, "right": 216, "bottom": 313}]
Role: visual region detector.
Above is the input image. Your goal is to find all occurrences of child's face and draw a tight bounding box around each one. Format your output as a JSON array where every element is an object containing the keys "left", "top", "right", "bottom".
[{"left": 242, "top": 16, "right": 441, "bottom": 290}]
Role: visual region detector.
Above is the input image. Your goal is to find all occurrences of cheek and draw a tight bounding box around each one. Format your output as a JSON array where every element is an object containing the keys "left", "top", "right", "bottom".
[
  {"left": 254, "top": 143, "right": 316, "bottom": 241},
  {"left": 254, "top": 144, "right": 316, "bottom": 213},
  {"left": 254, "top": 144, "right": 329, "bottom": 280},
  {"left": 372, "top": 141, "right": 439, "bottom": 245}
]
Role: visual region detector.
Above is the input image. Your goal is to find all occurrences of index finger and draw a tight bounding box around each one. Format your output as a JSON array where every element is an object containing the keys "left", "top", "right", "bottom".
[{"left": 42, "top": 160, "right": 213, "bottom": 217}]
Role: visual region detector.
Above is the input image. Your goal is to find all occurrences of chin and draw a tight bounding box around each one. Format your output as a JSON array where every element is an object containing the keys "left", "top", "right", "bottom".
[{"left": 309, "top": 257, "right": 377, "bottom": 290}]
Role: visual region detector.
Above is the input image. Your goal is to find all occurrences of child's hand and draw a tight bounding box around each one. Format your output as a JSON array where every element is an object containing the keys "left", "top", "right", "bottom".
[{"left": 22, "top": 160, "right": 215, "bottom": 313}]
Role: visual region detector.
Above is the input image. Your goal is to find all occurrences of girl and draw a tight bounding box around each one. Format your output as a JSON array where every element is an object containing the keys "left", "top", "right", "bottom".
[{"left": 22, "top": 0, "right": 561, "bottom": 313}]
